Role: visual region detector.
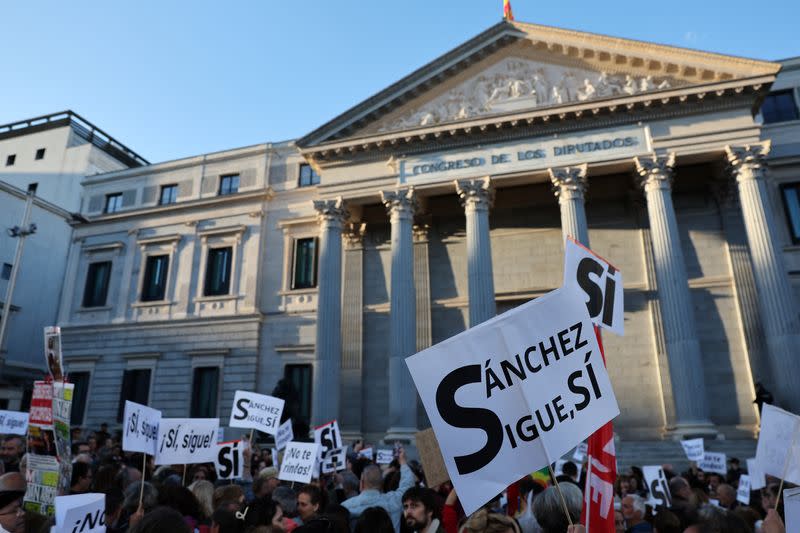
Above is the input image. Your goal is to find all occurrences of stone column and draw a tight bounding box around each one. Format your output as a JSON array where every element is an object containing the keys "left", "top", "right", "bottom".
[
  {"left": 455, "top": 177, "right": 496, "bottom": 327},
  {"left": 381, "top": 188, "right": 418, "bottom": 441},
  {"left": 413, "top": 222, "right": 432, "bottom": 353},
  {"left": 726, "top": 142, "right": 800, "bottom": 411},
  {"left": 311, "top": 197, "right": 348, "bottom": 427},
  {"left": 341, "top": 223, "right": 366, "bottom": 440},
  {"left": 550, "top": 164, "right": 590, "bottom": 246},
  {"left": 635, "top": 153, "right": 714, "bottom": 434}
]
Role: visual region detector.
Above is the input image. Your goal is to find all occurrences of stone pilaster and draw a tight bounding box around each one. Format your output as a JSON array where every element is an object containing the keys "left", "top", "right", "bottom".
[
  {"left": 341, "top": 223, "right": 366, "bottom": 440},
  {"left": 413, "top": 222, "right": 432, "bottom": 353},
  {"left": 381, "top": 188, "right": 418, "bottom": 442},
  {"left": 726, "top": 142, "right": 800, "bottom": 412},
  {"left": 455, "top": 177, "right": 496, "bottom": 327},
  {"left": 311, "top": 197, "right": 348, "bottom": 427},
  {"left": 635, "top": 153, "right": 714, "bottom": 435},
  {"left": 549, "top": 164, "right": 590, "bottom": 246}
]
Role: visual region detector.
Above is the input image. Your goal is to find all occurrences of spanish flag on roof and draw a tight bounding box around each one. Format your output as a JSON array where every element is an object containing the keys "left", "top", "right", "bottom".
[{"left": 503, "top": 0, "right": 514, "bottom": 21}]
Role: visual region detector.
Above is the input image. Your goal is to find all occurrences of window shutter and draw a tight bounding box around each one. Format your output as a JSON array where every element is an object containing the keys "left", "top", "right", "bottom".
[
  {"left": 142, "top": 186, "right": 157, "bottom": 204},
  {"left": 178, "top": 180, "right": 193, "bottom": 198},
  {"left": 88, "top": 195, "right": 104, "bottom": 213},
  {"left": 122, "top": 190, "right": 137, "bottom": 207}
]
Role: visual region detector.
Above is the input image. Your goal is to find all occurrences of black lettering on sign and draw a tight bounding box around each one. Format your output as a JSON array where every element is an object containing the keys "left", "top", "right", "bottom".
[
  {"left": 71, "top": 509, "right": 105, "bottom": 533},
  {"left": 233, "top": 398, "right": 250, "bottom": 421},
  {"left": 649, "top": 469, "right": 673, "bottom": 507},
  {"left": 577, "top": 258, "right": 604, "bottom": 318}
]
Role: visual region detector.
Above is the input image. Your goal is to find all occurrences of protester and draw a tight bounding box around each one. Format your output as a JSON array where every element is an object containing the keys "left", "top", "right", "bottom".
[
  {"left": 402, "top": 486, "right": 444, "bottom": 533},
  {"left": 532, "top": 484, "right": 581, "bottom": 533},
  {"left": 620, "top": 494, "right": 651, "bottom": 532},
  {"left": 354, "top": 505, "right": 394, "bottom": 533},
  {"left": 0, "top": 437, "right": 23, "bottom": 474},
  {"left": 297, "top": 484, "right": 323, "bottom": 525},
  {"left": 70, "top": 460, "right": 93, "bottom": 494}
]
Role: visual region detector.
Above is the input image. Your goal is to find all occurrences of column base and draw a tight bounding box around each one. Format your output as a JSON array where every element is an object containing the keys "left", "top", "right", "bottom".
[
  {"left": 340, "top": 430, "right": 363, "bottom": 444},
  {"left": 383, "top": 426, "right": 418, "bottom": 445},
  {"left": 666, "top": 422, "right": 718, "bottom": 440}
]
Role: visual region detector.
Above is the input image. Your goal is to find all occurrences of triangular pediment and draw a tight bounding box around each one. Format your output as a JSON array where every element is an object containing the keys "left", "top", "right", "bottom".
[{"left": 298, "top": 21, "right": 780, "bottom": 148}]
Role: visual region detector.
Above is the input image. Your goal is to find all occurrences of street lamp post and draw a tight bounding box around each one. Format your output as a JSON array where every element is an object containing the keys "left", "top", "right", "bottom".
[{"left": 0, "top": 183, "right": 38, "bottom": 378}]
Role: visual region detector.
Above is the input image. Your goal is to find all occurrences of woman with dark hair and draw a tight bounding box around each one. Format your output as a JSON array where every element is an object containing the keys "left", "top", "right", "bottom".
[
  {"left": 157, "top": 484, "right": 208, "bottom": 530},
  {"left": 128, "top": 506, "right": 191, "bottom": 533},
  {"left": 354, "top": 506, "right": 394, "bottom": 533}
]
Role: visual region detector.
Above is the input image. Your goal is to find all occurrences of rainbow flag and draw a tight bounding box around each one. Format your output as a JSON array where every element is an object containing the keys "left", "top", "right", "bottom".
[{"left": 503, "top": 0, "right": 514, "bottom": 21}]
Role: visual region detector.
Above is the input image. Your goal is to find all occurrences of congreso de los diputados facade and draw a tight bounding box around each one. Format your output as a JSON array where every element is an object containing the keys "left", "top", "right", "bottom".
[{"left": 7, "top": 19, "right": 800, "bottom": 462}]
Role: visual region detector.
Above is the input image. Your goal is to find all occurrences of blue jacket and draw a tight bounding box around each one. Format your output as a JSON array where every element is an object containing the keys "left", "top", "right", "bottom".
[{"left": 342, "top": 464, "right": 416, "bottom": 532}]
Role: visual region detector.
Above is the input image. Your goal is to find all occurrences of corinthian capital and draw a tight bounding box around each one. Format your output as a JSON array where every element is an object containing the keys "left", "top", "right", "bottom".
[
  {"left": 635, "top": 153, "right": 676, "bottom": 191},
  {"left": 725, "top": 141, "right": 771, "bottom": 183},
  {"left": 549, "top": 164, "right": 588, "bottom": 201},
  {"left": 313, "top": 197, "right": 349, "bottom": 227},
  {"left": 455, "top": 176, "right": 494, "bottom": 211},
  {"left": 381, "top": 187, "right": 417, "bottom": 220}
]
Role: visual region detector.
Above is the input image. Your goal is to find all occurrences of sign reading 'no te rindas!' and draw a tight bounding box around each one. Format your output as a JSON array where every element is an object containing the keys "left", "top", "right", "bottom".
[{"left": 397, "top": 125, "right": 651, "bottom": 185}]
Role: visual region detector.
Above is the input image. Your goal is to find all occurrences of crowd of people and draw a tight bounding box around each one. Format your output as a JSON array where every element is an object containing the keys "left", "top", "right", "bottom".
[{"left": 0, "top": 424, "right": 794, "bottom": 533}]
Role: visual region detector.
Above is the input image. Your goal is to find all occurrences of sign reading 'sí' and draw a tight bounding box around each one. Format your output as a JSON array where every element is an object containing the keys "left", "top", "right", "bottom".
[{"left": 397, "top": 125, "right": 650, "bottom": 185}]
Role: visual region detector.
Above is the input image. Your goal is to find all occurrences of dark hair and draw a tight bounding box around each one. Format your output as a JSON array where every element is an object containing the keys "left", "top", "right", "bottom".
[
  {"left": 299, "top": 484, "right": 322, "bottom": 506},
  {"left": 157, "top": 485, "right": 204, "bottom": 520},
  {"left": 652, "top": 509, "right": 681, "bottom": 533},
  {"left": 93, "top": 463, "right": 123, "bottom": 493},
  {"left": 212, "top": 508, "right": 245, "bottom": 533},
  {"left": 354, "top": 506, "right": 394, "bottom": 533},
  {"left": 70, "top": 461, "right": 92, "bottom": 487},
  {"left": 242, "top": 496, "right": 279, "bottom": 529},
  {"left": 129, "top": 506, "right": 191, "bottom": 533},
  {"left": 561, "top": 461, "right": 578, "bottom": 478},
  {"left": 402, "top": 486, "right": 440, "bottom": 518}
]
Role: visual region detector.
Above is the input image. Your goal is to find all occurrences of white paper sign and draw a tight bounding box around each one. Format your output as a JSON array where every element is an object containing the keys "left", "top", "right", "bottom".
[
  {"left": 155, "top": 418, "right": 219, "bottom": 465},
  {"left": 314, "top": 420, "right": 342, "bottom": 459},
  {"left": 700, "top": 452, "right": 727, "bottom": 475},
  {"left": 229, "top": 390, "right": 285, "bottom": 436},
  {"left": 736, "top": 474, "right": 751, "bottom": 505},
  {"left": 746, "top": 458, "right": 766, "bottom": 490},
  {"left": 756, "top": 404, "right": 800, "bottom": 486},
  {"left": 271, "top": 448, "right": 279, "bottom": 470},
  {"left": 572, "top": 442, "right": 588, "bottom": 463},
  {"left": 214, "top": 440, "right": 245, "bottom": 480},
  {"left": 0, "top": 410, "right": 29, "bottom": 436},
  {"left": 376, "top": 449, "right": 394, "bottom": 464},
  {"left": 44, "top": 326, "right": 64, "bottom": 381},
  {"left": 54, "top": 493, "right": 105, "bottom": 533},
  {"left": 279, "top": 442, "right": 320, "bottom": 484},
  {"left": 680, "top": 438, "right": 705, "bottom": 462},
  {"left": 358, "top": 447, "right": 374, "bottom": 460},
  {"left": 784, "top": 486, "right": 800, "bottom": 533},
  {"left": 406, "top": 286, "right": 620, "bottom": 515},
  {"left": 275, "top": 419, "right": 293, "bottom": 451},
  {"left": 563, "top": 238, "right": 624, "bottom": 336},
  {"left": 122, "top": 401, "right": 161, "bottom": 456},
  {"left": 643, "top": 466, "right": 672, "bottom": 507},
  {"left": 322, "top": 446, "right": 348, "bottom": 474}
]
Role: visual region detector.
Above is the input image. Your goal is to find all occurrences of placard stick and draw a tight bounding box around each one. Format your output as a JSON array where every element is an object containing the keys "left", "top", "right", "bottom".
[
  {"left": 249, "top": 429, "right": 255, "bottom": 449},
  {"left": 540, "top": 439, "right": 573, "bottom": 527},
  {"left": 138, "top": 454, "right": 147, "bottom": 507},
  {"left": 775, "top": 421, "right": 800, "bottom": 509},
  {"left": 182, "top": 465, "right": 187, "bottom": 487}
]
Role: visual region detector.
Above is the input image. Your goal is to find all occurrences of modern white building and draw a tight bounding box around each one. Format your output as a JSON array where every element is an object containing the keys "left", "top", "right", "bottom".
[
  {"left": 51, "top": 21, "right": 800, "bottom": 462},
  {"left": 0, "top": 111, "right": 147, "bottom": 410}
]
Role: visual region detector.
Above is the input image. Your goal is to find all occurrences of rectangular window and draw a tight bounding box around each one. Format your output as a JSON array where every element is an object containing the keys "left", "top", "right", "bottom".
[
  {"left": 191, "top": 367, "right": 219, "bottom": 418},
  {"left": 762, "top": 90, "right": 800, "bottom": 124},
  {"left": 292, "top": 238, "right": 317, "bottom": 289},
  {"left": 299, "top": 164, "right": 320, "bottom": 187},
  {"left": 141, "top": 255, "right": 169, "bottom": 302},
  {"left": 218, "top": 174, "right": 240, "bottom": 196},
  {"left": 82, "top": 261, "right": 112, "bottom": 307},
  {"left": 781, "top": 183, "right": 800, "bottom": 243},
  {"left": 6, "top": 154, "right": 15, "bottom": 166},
  {"left": 1, "top": 263, "right": 11, "bottom": 280},
  {"left": 159, "top": 184, "right": 178, "bottom": 205},
  {"left": 116, "top": 369, "right": 152, "bottom": 422},
  {"left": 105, "top": 193, "right": 123, "bottom": 213},
  {"left": 204, "top": 247, "right": 232, "bottom": 296},
  {"left": 35, "top": 148, "right": 46, "bottom": 160},
  {"left": 284, "top": 364, "right": 312, "bottom": 426},
  {"left": 70, "top": 371, "right": 91, "bottom": 426}
]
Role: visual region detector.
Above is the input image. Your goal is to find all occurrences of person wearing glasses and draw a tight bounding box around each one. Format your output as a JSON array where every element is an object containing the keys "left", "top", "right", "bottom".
[{"left": 0, "top": 473, "right": 26, "bottom": 533}]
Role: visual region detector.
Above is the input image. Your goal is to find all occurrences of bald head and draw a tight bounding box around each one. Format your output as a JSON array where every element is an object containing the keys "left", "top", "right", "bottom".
[
  {"left": 0, "top": 473, "right": 25, "bottom": 492},
  {"left": 361, "top": 465, "right": 383, "bottom": 491}
]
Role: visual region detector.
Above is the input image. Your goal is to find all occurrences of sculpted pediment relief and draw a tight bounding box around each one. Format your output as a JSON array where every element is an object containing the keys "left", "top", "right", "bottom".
[{"left": 372, "top": 57, "right": 680, "bottom": 134}]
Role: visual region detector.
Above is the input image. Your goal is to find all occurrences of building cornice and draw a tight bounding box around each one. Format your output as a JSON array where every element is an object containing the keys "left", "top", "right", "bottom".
[{"left": 58, "top": 313, "right": 264, "bottom": 334}]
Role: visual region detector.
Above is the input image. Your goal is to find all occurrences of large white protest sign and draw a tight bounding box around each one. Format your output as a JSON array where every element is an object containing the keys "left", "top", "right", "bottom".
[
  {"left": 214, "top": 440, "right": 245, "bottom": 480},
  {"left": 54, "top": 493, "right": 105, "bottom": 533},
  {"left": 271, "top": 448, "right": 279, "bottom": 470},
  {"left": 275, "top": 419, "right": 293, "bottom": 451},
  {"left": 746, "top": 458, "right": 766, "bottom": 490},
  {"left": 229, "top": 390, "right": 285, "bottom": 436},
  {"left": 406, "top": 285, "right": 619, "bottom": 515},
  {"left": 314, "top": 420, "right": 342, "bottom": 459},
  {"left": 643, "top": 466, "right": 672, "bottom": 507},
  {"left": 700, "top": 452, "right": 727, "bottom": 475},
  {"left": 784, "top": 487, "right": 800, "bottom": 533},
  {"left": 0, "top": 410, "right": 29, "bottom": 435},
  {"left": 122, "top": 401, "right": 161, "bottom": 456},
  {"left": 680, "top": 438, "right": 705, "bottom": 463},
  {"left": 322, "top": 446, "right": 348, "bottom": 474},
  {"left": 563, "top": 238, "right": 624, "bottom": 336},
  {"left": 736, "top": 475, "right": 751, "bottom": 505},
  {"left": 756, "top": 404, "right": 800, "bottom": 486},
  {"left": 376, "top": 449, "right": 393, "bottom": 465},
  {"left": 358, "top": 447, "right": 374, "bottom": 460},
  {"left": 279, "top": 442, "right": 319, "bottom": 484},
  {"left": 155, "top": 418, "right": 219, "bottom": 465}
]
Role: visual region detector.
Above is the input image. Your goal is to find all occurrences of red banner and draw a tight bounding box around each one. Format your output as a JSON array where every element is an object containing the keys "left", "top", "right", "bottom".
[{"left": 581, "top": 328, "right": 617, "bottom": 532}]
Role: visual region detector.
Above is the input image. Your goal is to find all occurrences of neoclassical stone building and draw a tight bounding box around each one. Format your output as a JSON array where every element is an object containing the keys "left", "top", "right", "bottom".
[{"left": 57, "top": 21, "right": 800, "bottom": 456}]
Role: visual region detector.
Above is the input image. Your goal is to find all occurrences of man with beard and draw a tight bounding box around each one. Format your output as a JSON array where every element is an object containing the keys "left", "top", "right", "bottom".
[{"left": 402, "top": 487, "right": 444, "bottom": 533}]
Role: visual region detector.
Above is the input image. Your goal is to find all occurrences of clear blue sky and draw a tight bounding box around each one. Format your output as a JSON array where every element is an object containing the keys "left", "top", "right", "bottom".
[{"left": 3, "top": 1, "right": 797, "bottom": 164}]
